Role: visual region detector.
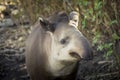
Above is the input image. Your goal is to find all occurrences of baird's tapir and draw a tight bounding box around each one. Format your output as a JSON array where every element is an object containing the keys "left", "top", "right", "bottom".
[{"left": 25, "top": 11, "right": 93, "bottom": 80}]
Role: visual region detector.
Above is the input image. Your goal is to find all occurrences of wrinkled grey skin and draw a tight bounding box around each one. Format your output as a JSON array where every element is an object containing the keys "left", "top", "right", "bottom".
[{"left": 25, "top": 11, "right": 92, "bottom": 80}]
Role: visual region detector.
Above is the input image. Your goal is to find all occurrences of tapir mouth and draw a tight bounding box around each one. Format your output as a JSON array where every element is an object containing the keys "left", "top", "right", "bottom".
[{"left": 69, "top": 52, "right": 81, "bottom": 60}]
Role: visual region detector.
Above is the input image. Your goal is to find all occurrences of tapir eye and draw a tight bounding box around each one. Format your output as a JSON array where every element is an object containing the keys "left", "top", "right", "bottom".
[
  {"left": 60, "top": 39, "right": 66, "bottom": 44},
  {"left": 60, "top": 37, "right": 69, "bottom": 44}
]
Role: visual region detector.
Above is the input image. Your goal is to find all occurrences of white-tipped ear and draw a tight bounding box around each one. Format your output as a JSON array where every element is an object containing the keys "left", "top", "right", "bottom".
[
  {"left": 38, "top": 17, "right": 44, "bottom": 22},
  {"left": 38, "top": 17, "right": 43, "bottom": 21},
  {"left": 69, "top": 11, "right": 79, "bottom": 28}
]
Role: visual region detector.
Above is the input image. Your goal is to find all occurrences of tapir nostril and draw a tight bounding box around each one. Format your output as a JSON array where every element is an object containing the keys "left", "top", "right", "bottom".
[{"left": 69, "top": 52, "right": 80, "bottom": 60}]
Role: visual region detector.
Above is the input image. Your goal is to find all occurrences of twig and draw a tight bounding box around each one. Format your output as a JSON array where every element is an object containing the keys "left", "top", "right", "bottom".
[{"left": 85, "top": 71, "right": 119, "bottom": 79}]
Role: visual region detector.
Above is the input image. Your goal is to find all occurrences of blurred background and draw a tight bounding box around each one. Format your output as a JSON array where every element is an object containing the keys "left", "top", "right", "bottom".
[{"left": 0, "top": 0, "right": 120, "bottom": 80}]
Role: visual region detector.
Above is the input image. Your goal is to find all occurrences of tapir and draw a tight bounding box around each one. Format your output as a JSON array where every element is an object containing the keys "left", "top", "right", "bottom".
[{"left": 25, "top": 11, "right": 92, "bottom": 80}]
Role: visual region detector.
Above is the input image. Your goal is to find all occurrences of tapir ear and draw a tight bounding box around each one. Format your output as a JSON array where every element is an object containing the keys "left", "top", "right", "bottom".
[
  {"left": 39, "top": 17, "right": 55, "bottom": 32},
  {"left": 69, "top": 11, "right": 79, "bottom": 28}
]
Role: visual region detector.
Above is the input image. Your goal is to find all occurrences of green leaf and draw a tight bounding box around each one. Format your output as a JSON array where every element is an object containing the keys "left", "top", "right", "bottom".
[
  {"left": 92, "top": 15, "right": 96, "bottom": 22},
  {"left": 94, "top": 1, "right": 103, "bottom": 10},
  {"left": 92, "top": 32, "right": 101, "bottom": 45},
  {"left": 112, "top": 33, "right": 120, "bottom": 40},
  {"left": 104, "top": 50, "right": 113, "bottom": 59},
  {"left": 109, "top": 20, "right": 118, "bottom": 26},
  {"left": 106, "top": 50, "right": 113, "bottom": 56},
  {"left": 83, "top": 1, "right": 88, "bottom": 6},
  {"left": 82, "top": 18, "right": 87, "bottom": 29},
  {"left": 103, "top": 43, "right": 113, "bottom": 49},
  {"left": 97, "top": 44, "right": 104, "bottom": 51}
]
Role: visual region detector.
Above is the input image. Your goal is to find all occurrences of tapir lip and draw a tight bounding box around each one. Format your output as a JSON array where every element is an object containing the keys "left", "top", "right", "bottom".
[
  {"left": 69, "top": 51, "right": 93, "bottom": 61},
  {"left": 69, "top": 52, "right": 81, "bottom": 60}
]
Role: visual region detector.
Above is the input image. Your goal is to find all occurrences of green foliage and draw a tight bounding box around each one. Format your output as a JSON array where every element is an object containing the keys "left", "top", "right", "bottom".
[
  {"left": 97, "top": 43, "right": 113, "bottom": 59},
  {"left": 93, "top": 31, "right": 113, "bottom": 59},
  {"left": 81, "top": 18, "right": 87, "bottom": 29},
  {"left": 78, "top": 0, "right": 88, "bottom": 7},
  {"left": 78, "top": 0, "right": 120, "bottom": 62},
  {"left": 109, "top": 20, "right": 118, "bottom": 26},
  {"left": 112, "top": 33, "right": 120, "bottom": 40},
  {"left": 10, "top": 0, "right": 120, "bottom": 62},
  {"left": 92, "top": 31, "right": 101, "bottom": 45},
  {"left": 103, "top": 43, "right": 113, "bottom": 59},
  {"left": 94, "top": 0, "right": 104, "bottom": 10}
]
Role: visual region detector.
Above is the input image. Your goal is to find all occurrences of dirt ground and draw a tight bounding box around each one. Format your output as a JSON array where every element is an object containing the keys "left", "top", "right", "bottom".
[{"left": 0, "top": 26, "right": 120, "bottom": 80}]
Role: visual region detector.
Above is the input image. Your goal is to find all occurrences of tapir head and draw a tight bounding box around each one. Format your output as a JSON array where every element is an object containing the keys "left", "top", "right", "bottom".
[
  {"left": 38, "top": 11, "right": 93, "bottom": 76},
  {"left": 25, "top": 11, "right": 93, "bottom": 79},
  {"left": 39, "top": 11, "right": 92, "bottom": 62}
]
